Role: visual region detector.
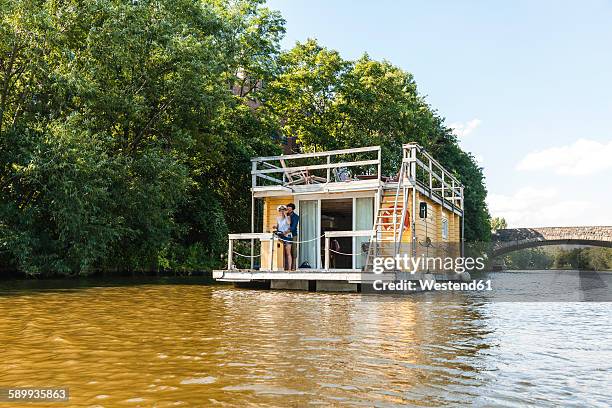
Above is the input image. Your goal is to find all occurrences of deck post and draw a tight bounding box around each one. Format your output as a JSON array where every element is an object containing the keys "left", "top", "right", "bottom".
[
  {"left": 269, "top": 236, "right": 274, "bottom": 271},
  {"left": 250, "top": 195, "right": 255, "bottom": 269},
  {"left": 441, "top": 172, "right": 445, "bottom": 204},
  {"left": 228, "top": 238, "right": 233, "bottom": 270},
  {"left": 377, "top": 147, "right": 382, "bottom": 180},
  {"left": 429, "top": 158, "right": 433, "bottom": 195},
  {"left": 460, "top": 186, "right": 465, "bottom": 258},
  {"left": 251, "top": 161, "right": 257, "bottom": 189},
  {"left": 325, "top": 236, "right": 330, "bottom": 270},
  {"left": 251, "top": 162, "right": 257, "bottom": 270},
  {"left": 326, "top": 155, "right": 331, "bottom": 182},
  {"left": 410, "top": 147, "right": 418, "bottom": 258}
]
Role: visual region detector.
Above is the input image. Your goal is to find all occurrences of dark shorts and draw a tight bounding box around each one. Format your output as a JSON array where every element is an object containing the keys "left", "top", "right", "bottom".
[{"left": 280, "top": 235, "right": 293, "bottom": 245}]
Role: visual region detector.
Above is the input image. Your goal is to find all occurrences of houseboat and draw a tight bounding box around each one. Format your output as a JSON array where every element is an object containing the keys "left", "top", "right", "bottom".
[{"left": 213, "top": 143, "right": 464, "bottom": 292}]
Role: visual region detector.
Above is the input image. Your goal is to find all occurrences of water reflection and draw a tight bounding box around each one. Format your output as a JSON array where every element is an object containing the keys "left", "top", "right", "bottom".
[{"left": 0, "top": 279, "right": 610, "bottom": 407}]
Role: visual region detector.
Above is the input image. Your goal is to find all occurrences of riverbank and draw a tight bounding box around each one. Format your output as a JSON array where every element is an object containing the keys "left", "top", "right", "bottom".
[{"left": 0, "top": 274, "right": 217, "bottom": 295}]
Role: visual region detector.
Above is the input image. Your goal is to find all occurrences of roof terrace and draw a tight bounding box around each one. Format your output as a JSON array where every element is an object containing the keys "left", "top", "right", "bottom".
[{"left": 250, "top": 143, "right": 463, "bottom": 213}]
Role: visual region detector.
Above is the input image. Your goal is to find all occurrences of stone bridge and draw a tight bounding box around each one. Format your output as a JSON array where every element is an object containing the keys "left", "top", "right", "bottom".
[{"left": 491, "top": 226, "right": 612, "bottom": 257}]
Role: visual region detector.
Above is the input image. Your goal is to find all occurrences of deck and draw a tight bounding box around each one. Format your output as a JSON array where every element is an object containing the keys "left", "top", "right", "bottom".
[
  {"left": 214, "top": 269, "right": 370, "bottom": 282},
  {"left": 213, "top": 269, "right": 370, "bottom": 292},
  {"left": 212, "top": 269, "right": 443, "bottom": 293}
]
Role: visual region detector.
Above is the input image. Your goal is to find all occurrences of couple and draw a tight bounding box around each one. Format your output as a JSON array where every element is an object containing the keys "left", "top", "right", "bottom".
[{"left": 275, "top": 203, "right": 299, "bottom": 271}]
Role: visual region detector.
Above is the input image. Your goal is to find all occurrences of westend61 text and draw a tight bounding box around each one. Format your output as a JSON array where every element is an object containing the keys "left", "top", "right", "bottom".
[
  {"left": 373, "top": 279, "right": 493, "bottom": 292},
  {"left": 372, "top": 255, "right": 486, "bottom": 274}
]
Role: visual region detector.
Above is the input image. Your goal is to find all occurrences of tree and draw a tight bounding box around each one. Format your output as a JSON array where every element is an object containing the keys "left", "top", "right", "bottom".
[
  {"left": 554, "top": 247, "right": 612, "bottom": 271},
  {"left": 1, "top": 2, "right": 493, "bottom": 276},
  {"left": 262, "top": 41, "right": 491, "bottom": 241},
  {"left": 0, "top": 0, "right": 283, "bottom": 276},
  {"left": 491, "top": 217, "right": 508, "bottom": 232},
  {"left": 586, "top": 248, "right": 612, "bottom": 271},
  {"left": 263, "top": 39, "right": 350, "bottom": 149},
  {"left": 505, "top": 248, "right": 554, "bottom": 270}
]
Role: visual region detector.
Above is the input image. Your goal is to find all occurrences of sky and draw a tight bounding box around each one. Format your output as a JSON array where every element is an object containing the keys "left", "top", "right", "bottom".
[{"left": 266, "top": 0, "right": 612, "bottom": 228}]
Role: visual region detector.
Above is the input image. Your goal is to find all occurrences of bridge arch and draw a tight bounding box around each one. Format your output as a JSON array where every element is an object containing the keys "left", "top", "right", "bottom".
[{"left": 490, "top": 227, "right": 612, "bottom": 258}]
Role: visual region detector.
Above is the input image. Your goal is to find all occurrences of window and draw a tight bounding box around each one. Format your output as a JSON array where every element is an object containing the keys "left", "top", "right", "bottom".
[
  {"left": 442, "top": 218, "right": 449, "bottom": 240},
  {"left": 419, "top": 201, "right": 431, "bottom": 220}
]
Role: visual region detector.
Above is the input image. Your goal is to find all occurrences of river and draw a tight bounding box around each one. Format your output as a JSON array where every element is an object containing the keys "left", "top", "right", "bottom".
[{"left": 0, "top": 272, "right": 610, "bottom": 407}]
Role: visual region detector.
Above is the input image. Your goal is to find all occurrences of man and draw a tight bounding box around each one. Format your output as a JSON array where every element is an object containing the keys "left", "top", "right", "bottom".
[{"left": 285, "top": 203, "right": 299, "bottom": 270}]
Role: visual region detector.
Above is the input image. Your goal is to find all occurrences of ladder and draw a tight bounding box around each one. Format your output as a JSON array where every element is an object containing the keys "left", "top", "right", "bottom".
[{"left": 363, "top": 162, "right": 409, "bottom": 272}]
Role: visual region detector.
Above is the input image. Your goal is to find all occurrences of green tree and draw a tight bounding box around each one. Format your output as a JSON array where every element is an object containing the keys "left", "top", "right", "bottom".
[
  {"left": 263, "top": 39, "right": 350, "bottom": 149},
  {"left": 491, "top": 217, "right": 508, "bottom": 232},
  {"left": 0, "top": 2, "right": 493, "bottom": 276},
  {"left": 505, "top": 248, "right": 554, "bottom": 270},
  {"left": 0, "top": 0, "right": 283, "bottom": 276},
  {"left": 554, "top": 247, "right": 612, "bottom": 271},
  {"left": 262, "top": 41, "right": 491, "bottom": 241}
]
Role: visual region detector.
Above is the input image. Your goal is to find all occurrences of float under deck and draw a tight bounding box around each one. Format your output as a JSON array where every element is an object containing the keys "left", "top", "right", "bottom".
[
  {"left": 213, "top": 269, "right": 374, "bottom": 283},
  {"left": 212, "top": 269, "right": 436, "bottom": 292}
]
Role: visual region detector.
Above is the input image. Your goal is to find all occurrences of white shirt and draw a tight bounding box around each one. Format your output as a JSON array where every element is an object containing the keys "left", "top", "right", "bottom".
[{"left": 277, "top": 215, "right": 291, "bottom": 237}]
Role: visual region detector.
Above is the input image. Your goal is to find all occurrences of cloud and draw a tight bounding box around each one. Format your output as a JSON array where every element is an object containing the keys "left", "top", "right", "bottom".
[
  {"left": 449, "top": 119, "right": 482, "bottom": 137},
  {"left": 516, "top": 138, "right": 612, "bottom": 175},
  {"left": 487, "top": 187, "right": 602, "bottom": 228}
]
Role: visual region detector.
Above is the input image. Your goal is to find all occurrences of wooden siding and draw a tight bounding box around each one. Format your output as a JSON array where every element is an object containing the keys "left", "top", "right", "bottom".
[
  {"left": 404, "top": 192, "right": 461, "bottom": 259},
  {"left": 262, "top": 190, "right": 460, "bottom": 260},
  {"left": 262, "top": 196, "right": 294, "bottom": 233}
]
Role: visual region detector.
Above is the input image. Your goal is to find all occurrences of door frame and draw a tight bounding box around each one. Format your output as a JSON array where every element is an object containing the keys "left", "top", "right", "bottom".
[
  {"left": 352, "top": 196, "right": 375, "bottom": 269},
  {"left": 296, "top": 198, "right": 321, "bottom": 269}
]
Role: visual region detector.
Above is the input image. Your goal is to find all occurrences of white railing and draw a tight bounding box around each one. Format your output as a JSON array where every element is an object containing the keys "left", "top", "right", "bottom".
[
  {"left": 251, "top": 146, "right": 381, "bottom": 188},
  {"left": 402, "top": 143, "right": 464, "bottom": 211},
  {"left": 227, "top": 233, "right": 274, "bottom": 271},
  {"left": 324, "top": 230, "right": 374, "bottom": 270},
  {"left": 227, "top": 230, "right": 376, "bottom": 271}
]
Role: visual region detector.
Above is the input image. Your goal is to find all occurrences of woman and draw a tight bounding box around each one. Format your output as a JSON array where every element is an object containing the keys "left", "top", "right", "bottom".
[{"left": 275, "top": 205, "right": 292, "bottom": 270}]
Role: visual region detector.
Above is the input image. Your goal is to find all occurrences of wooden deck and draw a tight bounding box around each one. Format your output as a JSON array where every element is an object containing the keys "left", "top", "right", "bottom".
[
  {"left": 213, "top": 269, "right": 375, "bottom": 283},
  {"left": 211, "top": 269, "right": 443, "bottom": 293},
  {"left": 212, "top": 268, "right": 408, "bottom": 292}
]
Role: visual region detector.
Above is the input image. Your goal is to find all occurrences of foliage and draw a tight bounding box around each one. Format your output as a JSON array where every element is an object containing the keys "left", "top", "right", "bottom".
[
  {"left": 261, "top": 41, "right": 491, "bottom": 241},
  {"left": 491, "top": 217, "right": 508, "bottom": 232},
  {"left": 504, "top": 248, "right": 554, "bottom": 270},
  {"left": 0, "top": 0, "right": 281, "bottom": 276},
  {"left": 499, "top": 246, "right": 612, "bottom": 271},
  {"left": 1, "top": 2, "right": 490, "bottom": 276},
  {"left": 554, "top": 247, "right": 612, "bottom": 271}
]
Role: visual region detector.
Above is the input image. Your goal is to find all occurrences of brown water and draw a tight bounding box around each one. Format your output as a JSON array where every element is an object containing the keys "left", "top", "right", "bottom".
[{"left": 0, "top": 276, "right": 610, "bottom": 407}]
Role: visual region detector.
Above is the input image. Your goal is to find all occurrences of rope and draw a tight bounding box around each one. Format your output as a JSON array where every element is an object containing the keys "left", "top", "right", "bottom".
[
  {"left": 281, "top": 233, "right": 325, "bottom": 244},
  {"left": 232, "top": 251, "right": 261, "bottom": 258},
  {"left": 329, "top": 249, "right": 368, "bottom": 256},
  {"left": 231, "top": 234, "right": 332, "bottom": 259}
]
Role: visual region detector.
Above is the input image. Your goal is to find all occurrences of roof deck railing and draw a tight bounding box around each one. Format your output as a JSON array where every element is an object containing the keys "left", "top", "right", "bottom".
[
  {"left": 250, "top": 143, "right": 464, "bottom": 211},
  {"left": 251, "top": 146, "right": 382, "bottom": 189},
  {"left": 402, "top": 143, "right": 464, "bottom": 211}
]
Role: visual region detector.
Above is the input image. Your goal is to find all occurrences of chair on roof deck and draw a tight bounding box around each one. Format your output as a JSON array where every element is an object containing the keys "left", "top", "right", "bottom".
[
  {"left": 280, "top": 159, "right": 327, "bottom": 185},
  {"left": 332, "top": 167, "right": 352, "bottom": 182}
]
